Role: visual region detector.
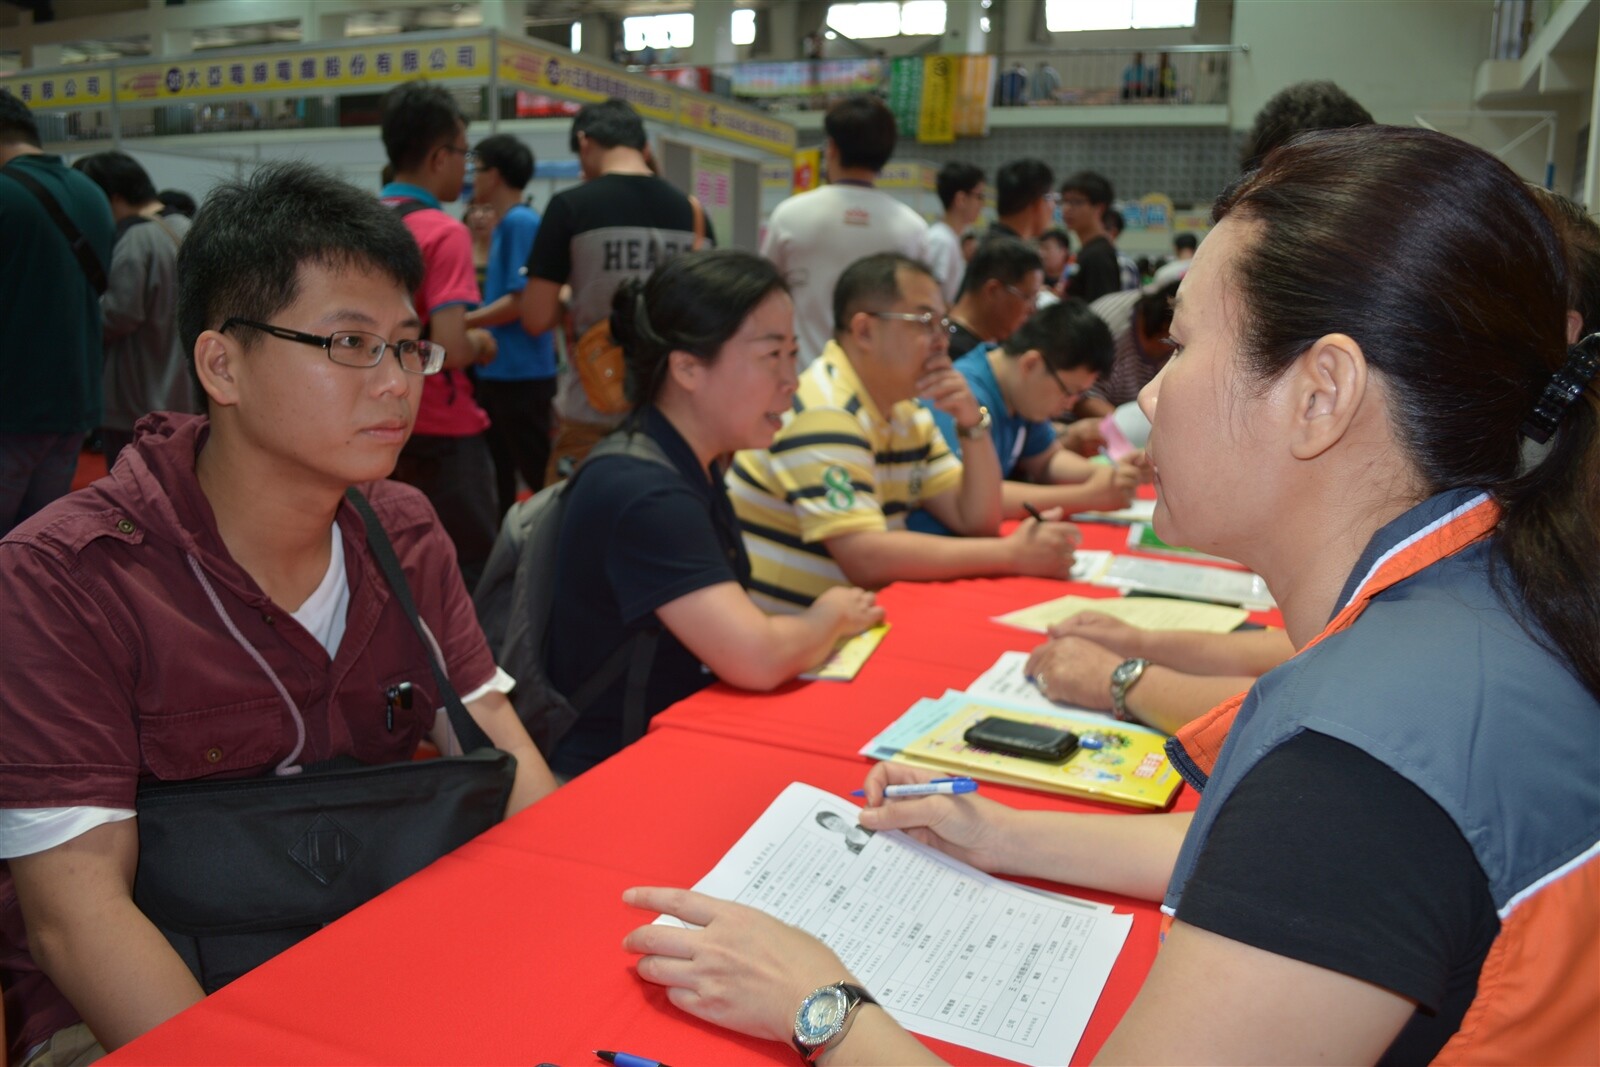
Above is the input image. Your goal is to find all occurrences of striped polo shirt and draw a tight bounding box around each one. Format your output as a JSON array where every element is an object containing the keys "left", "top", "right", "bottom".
[{"left": 729, "top": 342, "right": 964, "bottom": 611}]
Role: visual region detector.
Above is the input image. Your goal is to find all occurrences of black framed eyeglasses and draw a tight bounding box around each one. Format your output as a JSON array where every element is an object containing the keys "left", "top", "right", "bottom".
[
  {"left": 220, "top": 318, "right": 445, "bottom": 375},
  {"left": 870, "top": 311, "right": 953, "bottom": 336},
  {"left": 1003, "top": 283, "right": 1041, "bottom": 306}
]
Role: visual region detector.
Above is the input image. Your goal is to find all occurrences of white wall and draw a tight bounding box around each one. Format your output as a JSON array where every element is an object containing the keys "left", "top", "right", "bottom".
[
  {"left": 1230, "top": 0, "right": 1496, "bottom": 126},
  {"left": 1227, "top": 0, "right": 1586, "bottom": 188}
]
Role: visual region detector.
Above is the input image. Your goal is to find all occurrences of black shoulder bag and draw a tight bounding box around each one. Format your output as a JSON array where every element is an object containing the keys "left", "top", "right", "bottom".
[{"left": 133, "top": 489, "right": 516, "bottom": 993}]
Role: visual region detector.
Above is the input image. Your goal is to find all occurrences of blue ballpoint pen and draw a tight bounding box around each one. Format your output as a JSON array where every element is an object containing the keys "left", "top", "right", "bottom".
[
  {"left": 850, "top": 777, "right": 979, "bottom": 798},
  {"left": 595, "top": 1051, "right": 674, "bottom": 1067}
]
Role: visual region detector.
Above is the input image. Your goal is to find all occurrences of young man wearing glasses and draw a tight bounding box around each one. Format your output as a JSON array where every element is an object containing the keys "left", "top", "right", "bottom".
[
  {"left": 1060, "top": 170, "right": 1121, "bottom": 304},
  {"left": 909, "top": 300, "right": 1144, "bottom": 536},
  {"left": 943, "top": 236, "right": 1045, "bottom": 358},
  {"left": 0, "top": 162, "right": 557, "bottom": 1065},
  {"left": 378, "top": 79, "right": 499, "bottom": 588},
  {"left": 729, "top": 253, "right": 1080, "bottom": 612}
]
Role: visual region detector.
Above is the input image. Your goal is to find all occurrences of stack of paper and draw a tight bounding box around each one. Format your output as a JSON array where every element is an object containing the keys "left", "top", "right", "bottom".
[
  {"left": 660, "top": 782, "right": 1132, "bottom": 1066},
  {"left": 1070, "top": 498, "right": 1156, "bottom": 525},
  {"left": 859, "top": 668, "right": 1181, "bottom": 811},
  {"left": 800, "top": 623, "right": 890, "bottom": 682},
  {"left": 993, "top": 593, "right": 1249, "bottom": 635},
  {"left": 1095, "top": 555, "right": 1275, "bottom": 611}
]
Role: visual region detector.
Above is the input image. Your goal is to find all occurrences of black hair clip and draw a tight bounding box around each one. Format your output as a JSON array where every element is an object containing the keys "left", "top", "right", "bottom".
[{"left": 1522, "top": 333, "right": 1600, "bottom": 444}]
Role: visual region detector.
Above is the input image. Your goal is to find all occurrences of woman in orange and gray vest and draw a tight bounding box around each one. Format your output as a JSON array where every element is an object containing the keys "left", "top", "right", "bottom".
[{"left": 619, "top": 125, "right": 1600, "bottom": 1065}]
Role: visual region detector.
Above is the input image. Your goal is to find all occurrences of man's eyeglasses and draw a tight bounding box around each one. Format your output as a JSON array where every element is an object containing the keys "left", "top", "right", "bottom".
[
  {"left": 221, "top": 318, "right": 446, "bottom": 375},
  {"left": 437, "top": 143, "right": 470, "bottom": 157},
  {"left": 870, "top": 311, "right": 953, "bottom": 336},
  {"left": 1003, "top": 283, "right": 1041, "bottom": 306},
  {"left": 1043, "top": 361, "right": 1088, "bottom": 403}
]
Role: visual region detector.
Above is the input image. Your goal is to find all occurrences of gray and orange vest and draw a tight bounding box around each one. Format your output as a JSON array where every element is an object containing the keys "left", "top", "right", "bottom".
[{"left": 1163, "top": 489, "right": 1599, "bottom": 1064}]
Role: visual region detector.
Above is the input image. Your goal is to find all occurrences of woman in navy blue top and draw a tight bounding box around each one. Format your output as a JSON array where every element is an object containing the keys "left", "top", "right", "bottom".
[{"left": 547, "top": 250, "right": 883, "bottom": 777}]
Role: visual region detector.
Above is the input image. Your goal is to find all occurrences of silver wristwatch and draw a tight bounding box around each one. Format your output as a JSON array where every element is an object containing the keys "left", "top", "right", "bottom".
[
  {"left": 793, "top": 981, "right": 877, "bottom": 1064},
  {"left": 1109, "top": 657, "right": 1150, "bottom": 723},
  {"left": 957, "top": 405, "right": 992, "bottom": 441}
]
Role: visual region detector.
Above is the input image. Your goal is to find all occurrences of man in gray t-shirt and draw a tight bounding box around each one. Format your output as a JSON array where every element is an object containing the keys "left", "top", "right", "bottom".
[{"left": 520, "top": 99, "right": 708, "bottom": 482}]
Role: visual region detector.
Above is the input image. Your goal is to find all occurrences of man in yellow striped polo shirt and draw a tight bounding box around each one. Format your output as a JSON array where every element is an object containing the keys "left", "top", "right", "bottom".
[{"left": 729, "top": 253, "right": 1081, "bottom": 611}]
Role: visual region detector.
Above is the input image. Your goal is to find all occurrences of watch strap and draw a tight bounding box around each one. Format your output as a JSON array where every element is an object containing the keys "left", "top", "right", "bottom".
[{"left": 1110, "top": 657, "right": 1150, "bottom": 723}]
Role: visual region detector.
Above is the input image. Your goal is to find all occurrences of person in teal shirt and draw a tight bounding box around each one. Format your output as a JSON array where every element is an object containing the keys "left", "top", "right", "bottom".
[{"left": 910, "top": 299, "right": 1144, "bottom": 535}]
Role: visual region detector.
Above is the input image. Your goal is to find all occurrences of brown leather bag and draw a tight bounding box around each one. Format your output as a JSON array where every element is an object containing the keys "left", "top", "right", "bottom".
[{"left": 573, "top": 196, "right": 705, "bottom": 414}]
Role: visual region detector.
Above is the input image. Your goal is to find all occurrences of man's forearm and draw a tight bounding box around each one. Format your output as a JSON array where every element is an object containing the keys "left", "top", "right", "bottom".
[
  {"left": 27, "top": 895, "right": 204, "bottom": 1049},
  {"left": 947, "top": 434, "right": 1004, "bottom": 535},
  {"left": 465, "top": 293, "right": 521, "bottom": 330},
  {"left": 826, "top": 530, "right": 1015, "bottom": 587},
  {"left": 1000, "top": 478, "right": 1116, "bottom": 519}
]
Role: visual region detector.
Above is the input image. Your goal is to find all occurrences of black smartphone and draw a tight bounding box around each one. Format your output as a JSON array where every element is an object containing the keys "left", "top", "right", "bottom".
[{"left": 962, "top": 717, "right": 1079, "bottom": 762}]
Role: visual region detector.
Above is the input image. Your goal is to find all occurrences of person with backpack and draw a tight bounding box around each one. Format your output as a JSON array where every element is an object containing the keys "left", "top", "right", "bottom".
[
  {"left": 72, "top": 150, "right": 201, "bottom": 467},
  {"left": 0, "top": 90, "right": 114, "bottom": 535},
  {"left": 532, "top": 250, "right": 883, "bottom": 778}
]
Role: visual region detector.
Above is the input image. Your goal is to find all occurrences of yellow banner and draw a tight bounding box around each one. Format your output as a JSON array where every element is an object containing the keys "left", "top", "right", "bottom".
[
  {"left": 762, "top": 161, "right": 791, "bottom": 189},
  {"left": 0, "top": 68, "right": 113, "bottom": 108},
  {"left": 953, "top": 55, "right": 994, "bottom": 138},
  {"left": 498, "top": 39, "right": 676, "bottom": 123},
  {"left": 916, "top": 55, "right": 958, "bottom": 144},
  {"left": 677, "top": 94, "right": 796, "bottom": 156},
  {"left": 792, "top": 147, "right": 821, "bottom": 192},
  {"left": 877, "top": 161, "right": 934, "bottom": 190},
  {"left": 114, "top": 38, "right": 490, "bottom": 102}
]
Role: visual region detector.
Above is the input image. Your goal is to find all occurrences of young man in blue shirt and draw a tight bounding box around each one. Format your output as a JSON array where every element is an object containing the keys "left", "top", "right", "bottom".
[
  {"left": 464, "top": 134, "right": 556, "bottom": 512},
  {"left": 911, "top": 299, "right": 1142, "bottom": 535}
]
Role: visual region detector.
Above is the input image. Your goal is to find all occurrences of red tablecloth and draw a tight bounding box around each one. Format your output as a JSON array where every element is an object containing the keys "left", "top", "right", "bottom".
[
  {"left": 105, "top": 511, "right": 1275, "bottom": 1066},
  {"left": 105, "top": 730, "right": 1165, "bottom": 1066}
]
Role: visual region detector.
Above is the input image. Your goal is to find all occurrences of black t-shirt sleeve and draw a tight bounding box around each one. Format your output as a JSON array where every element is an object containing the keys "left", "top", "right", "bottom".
[
  {"left": 1068, "top": 239, "right": 1122, "bottom": 303},
  {"left": 602, "top": 469, "right": 739, "bottom": 626},
  {"left": 1176, "top": 732, "right": 1498, "bottom": 1020},
  {"left": 525, "top": 193, "right": 575, "bottom": 284}
]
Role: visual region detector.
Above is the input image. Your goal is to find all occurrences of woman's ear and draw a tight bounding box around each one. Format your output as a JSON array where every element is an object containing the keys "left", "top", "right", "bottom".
[
  {"left": 194, "top": 330, "right": 240, "bottom": 408},
  {"left": 666, "top": 349, "right": 703, "bottom": 393},
  {"left": 1285, "top": 333, "right": 1368, "bottom": 461}
]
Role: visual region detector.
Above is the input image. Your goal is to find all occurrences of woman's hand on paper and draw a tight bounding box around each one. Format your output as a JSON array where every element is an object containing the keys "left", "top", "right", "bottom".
[
  {"left": 812, "top": 585, "right": 885, "bottom": 638},
  {"left": 622, "top": 887, "right": 848, "bottom": 1042},
  {"left": 1026, "top": 636, "right": 1122, "bottom": 711},
  {"left": 856, "top": 764, "right": 1019, "bottom": 875},
  {"left": 1046, "top": 611, "right": 1147, "bottom": 660}
]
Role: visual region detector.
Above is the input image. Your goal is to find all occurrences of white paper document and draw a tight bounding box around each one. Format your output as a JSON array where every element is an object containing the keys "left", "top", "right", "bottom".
[
  {"left": 965, "top": 651, "right": 1082, "bottom": 713},
  {"left": 1094, "top": 555, "right": 1276, "bottom": 611},
  {"left": 1070, "top": 498, "right": 1156, "bottom": 525},
  {"left": 993, "top": 593, "right": 1250, "bottom": 635},
  {"left": 1068, "top": 548, "right": 1114, "bottom": 583},
  {"left": 662, "top": 782, "right": 1132, "bottom": 1066}
]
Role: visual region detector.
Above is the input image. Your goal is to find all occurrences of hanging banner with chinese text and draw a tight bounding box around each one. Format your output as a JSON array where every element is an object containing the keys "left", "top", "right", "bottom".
[
  {"left": 953, "top": 55, "right": 994, "bottom": 137},
  {"left": 888, "top": 56, "right": 922, "bottom": 141},
  {"left": 114, "top": 38, "right": 490, "bottom": 102},
  {"left": 916, "top": 55, "right": 958, "bottom": 144},
  {"left": 0, "top": 68, "right": 113, "bottom": 108},
  {"left": 498, "top": 38, "right": 676, "bottom": 123}
]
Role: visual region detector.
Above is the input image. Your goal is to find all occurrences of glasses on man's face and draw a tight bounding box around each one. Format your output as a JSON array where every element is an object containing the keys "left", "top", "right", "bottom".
[
  {"left": 1060, "top": 194, "right": 1090, "bottom": 208},
  {"left": 1044, "top": 363, "right": 1087, "bottom": 404},
  {"left": 1003, "top": 283, "right": 1041, "bottom": 306},
  {"left": 221, "top": 318, "right": 446, "bottom": 375},
  {"left": 1042, "top": 192, "right": 1062, "bottom": 205},
  {"left": 870, "top": 311, "right": 953, "bottom": 336}
]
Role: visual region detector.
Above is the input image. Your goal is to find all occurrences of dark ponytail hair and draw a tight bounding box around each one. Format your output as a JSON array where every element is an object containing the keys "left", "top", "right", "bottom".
[
  {"left": 1215, "top": 125, "right": 1599, "bottom": 700},
  {"left": 609, "top": 249, "right": 788, "bottom": 409}
]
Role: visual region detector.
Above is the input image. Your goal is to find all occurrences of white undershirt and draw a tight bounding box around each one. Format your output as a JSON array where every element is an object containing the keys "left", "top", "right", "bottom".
[{"left": 0, "top": 527, "right": 509, "bottom": 860}]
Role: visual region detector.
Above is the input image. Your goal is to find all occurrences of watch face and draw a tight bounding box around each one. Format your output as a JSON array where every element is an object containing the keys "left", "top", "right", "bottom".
[{"left": 797, "top": 986, "right": 848, "bottom": 1043}]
